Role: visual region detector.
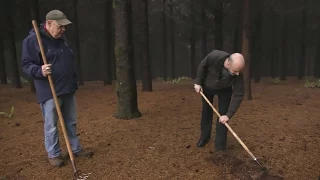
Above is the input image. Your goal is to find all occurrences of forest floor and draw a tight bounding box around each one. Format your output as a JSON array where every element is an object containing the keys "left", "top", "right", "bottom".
[{"left": 0, "top": 77, "right": 319, "bottom": 180}]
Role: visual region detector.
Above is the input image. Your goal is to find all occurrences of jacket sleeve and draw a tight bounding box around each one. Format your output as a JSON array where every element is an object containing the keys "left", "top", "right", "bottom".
[
  {"left": 195, "top": 52, "right": 215, "bottom": 86},
  {"left": 226, "top": 73, "right": 244, "bottom": 119},
  {"left": 21, "top": 37, "right": 45, "bottom": 80}
]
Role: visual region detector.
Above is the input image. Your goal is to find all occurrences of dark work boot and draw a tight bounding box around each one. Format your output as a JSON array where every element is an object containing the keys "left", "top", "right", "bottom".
[
  {"left": 48, "top": 157, "right": 65, "bottom": 167},
  {"left": 74, "top": 149, "right": 94, "bottom": 158},
  {"left": 215, "top": 146, "right": 226, "bottom": 151},
  {"left": 197, "top": 138, "right": 210, "bottom": 147}
]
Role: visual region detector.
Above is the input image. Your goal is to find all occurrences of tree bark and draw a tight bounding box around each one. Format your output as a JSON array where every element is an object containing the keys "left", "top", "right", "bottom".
[
  {"left": 113, "top": 0, "right": 142, "bottom": 119},
  {"left": 214, "top": 0, "right": 223, "bottom": 49},
  {"left": 314, "top": 24, "right": 320, "bottom": 78},
  {"left": 252, "top": 0, "right": 262, "bottom": 83},
  {"left": 280, "top": 1, "right": 288, "bottom": 81},
  {"left": 7, "top": 16, "right": 22, "bottom": 88},
  {"left": 201, "top": 0, "right": 208, "bottom": 58},
  {"left": 127, "top": 0, "right": 135, "bottom": 80},
  {"left": 242, "top": 0, "right": 252, "bottom": 100},
  {"left": 104, "top": 0, "right": 113, "bottom": 85},
  {"left": 162, "top": 0, "right": 168, "bottom": 81},
  {"left": 29, "top": 0, "right": 40, "bottom": 92},
  {"left": 233, "top": 0, "right": 242, "bottom": 53},
  {"left": 298, "top": 0, "right": 307, "bottom": 80},
  {"left": 73, "top": 0, "right": 84, "bottom": 85},
  {"left": 111, "top": 7, "right": 117, "bottom": 81},
  {"left": 190, "top": 0, "right": 196, "bottom": 79},
  {"left": 141, "top": 0, "right": 152, "bottom": 91},
  {"left": 169, "top": 1, "right": 175, "bottom": 79},
  {"left": 0, "top": 33, "right": 7, "bottom": 84},
  {"left": 270, "top": 0, "right": 277, "bottom": 79},
  {"left": 270, "top": 27, "right": 277, "bottom": 78}
]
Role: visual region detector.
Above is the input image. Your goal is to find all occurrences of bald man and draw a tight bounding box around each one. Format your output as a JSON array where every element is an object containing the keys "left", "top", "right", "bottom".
[{"left": 194, "top": 49, "right": 245, "bottom": 151}]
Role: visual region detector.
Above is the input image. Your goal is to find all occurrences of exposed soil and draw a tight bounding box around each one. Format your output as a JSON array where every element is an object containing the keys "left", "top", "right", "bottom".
[{"left": 0, "top": 78, "right": 319, "bottom": 180}]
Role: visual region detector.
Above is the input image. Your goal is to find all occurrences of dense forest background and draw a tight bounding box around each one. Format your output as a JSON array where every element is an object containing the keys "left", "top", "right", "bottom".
[{"left": 1, "top": 0, "right": 319, "bottom": 84}]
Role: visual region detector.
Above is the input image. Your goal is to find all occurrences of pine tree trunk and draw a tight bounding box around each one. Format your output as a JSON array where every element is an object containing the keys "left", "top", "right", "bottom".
[
  {"left": 162, "top": 0, "right": 168, "bottom": 81},
  {"left": 270, "top": 2, "right": 277, "bottom": 79},
  {"left": 111, "top": 7, "right": 117, "bottom": 81},
  {"left": 269, "top": 0, "right": 282, "bottom": 79},
  {"left": 73, "top": 0, "right": 84, "bottom": 85},
  {"left": 0, "top": 34, "right": 7, "bottom": 84},
  {"left": 252, "top": 0, "right": 262, "bottom": 83},
  {"left": 7, "top": 16, "right": 22, "bottom": 88},
  {"left": 190, "top": 0, "right": 196, "bottom": 79},
  {"left": 104, "top": 0, "right": 113, "bottom": 85},
  {"left": 141, "top": 0, "right": 152, "bottom": 91},
  {"left": 314, "top": 24, "right": 320, "bottom": 78},
  {"left": 29, "top": 0, "right": 40, "bottom": 92},
  {"left": 233, "top": 0, "right": 242, "bottom": 53},
  {"left": 169, "top": 1, "right": 175, "bottom": 79},
  {"left": 214, "top": 0, "right": 223, "bottom": 49},
  {"left": 113, "top": 0, "right": 142, "bottom": 119},
  {"left": 242, "top": 0, "right": 252, "bottom": 100},
  {"left": 201, "top": 0, "right": 208, "bottom": 58},
  {"left": 298, "top": 0, "right": 307, "bottom": 79},
  {"left": 280, "top": 2, "right": 288, "bottom": 81}
]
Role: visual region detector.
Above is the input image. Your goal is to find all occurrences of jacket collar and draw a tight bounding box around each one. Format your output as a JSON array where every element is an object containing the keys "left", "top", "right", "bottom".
[{"left": 214, "top": 55, "right": 230, "bottom": 72}]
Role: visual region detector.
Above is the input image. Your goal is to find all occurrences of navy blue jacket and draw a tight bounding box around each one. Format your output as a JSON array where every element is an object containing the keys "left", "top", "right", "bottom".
[{"left": 21, "top": 24, "right": 78, "bottom": 104}]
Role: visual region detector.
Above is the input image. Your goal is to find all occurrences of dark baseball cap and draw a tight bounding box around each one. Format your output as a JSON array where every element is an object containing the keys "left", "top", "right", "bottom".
[{"left": 46, "top": 10, "right": 71, "bottom": 26}]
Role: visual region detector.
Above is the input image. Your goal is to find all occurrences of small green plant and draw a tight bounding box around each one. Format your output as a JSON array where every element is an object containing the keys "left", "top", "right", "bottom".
[
  {"left": 0, "top": 106, "right": 14, "bottom": 118},
  {"left": 304, "top": 79, "right": 320, "bottom": 88},
  {"left": 5, "top": 77, "right": 30, "bottom": 84},
  {"left": 156, "top": 77, "right": 164, "bottom": 81},
  {"left": 170, "top": 78, "right": 181, "bottom": 84},
  {"left": 166, "top": 77, "right": 180, "bottom": 84},
  {"left": 166, "top": 76, "right": 192, "bottom": 84},
  {"left": 20, "top": 77, "right": 29, "bottom": 84},
  {"left": 179, "top": 76, "right": 191, "bottom": 80},
  {"left": 272, "top": 77, "right": 281, "bottom": 84}
]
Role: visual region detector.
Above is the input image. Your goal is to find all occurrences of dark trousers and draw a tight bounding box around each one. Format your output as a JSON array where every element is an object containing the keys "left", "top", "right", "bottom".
[{"left": 200, "top": 86, "right": 232, "bottom": 150}]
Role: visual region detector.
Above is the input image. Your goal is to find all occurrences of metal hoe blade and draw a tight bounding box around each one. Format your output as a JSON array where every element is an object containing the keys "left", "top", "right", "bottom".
[
  {"left": 70, "top": 161, "right": 91, "bottom": 180},
  {"left": 74, "top": 170, "right": 92, "bottom": 180}
]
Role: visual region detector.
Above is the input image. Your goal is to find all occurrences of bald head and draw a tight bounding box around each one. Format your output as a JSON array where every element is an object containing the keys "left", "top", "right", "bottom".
[{"left": 224, "top": 53, "right": 245, "bottom": 76}]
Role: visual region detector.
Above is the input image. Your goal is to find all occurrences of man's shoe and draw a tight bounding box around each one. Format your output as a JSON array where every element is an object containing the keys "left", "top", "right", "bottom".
[
  {"left": 197, "top": 138, "right": 209, "bottom": 147},
  {"left": 74, "top": 149, "right": 94, "bottom": 158},
  {"left": 48, "top": 157, "right": 65, "bottom": 167},
  {"left": 215, "top": 146, "right": 226, "bottom": 151}
]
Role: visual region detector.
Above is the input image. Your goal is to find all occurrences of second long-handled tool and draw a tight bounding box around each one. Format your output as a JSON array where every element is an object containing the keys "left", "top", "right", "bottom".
[
  {"left": 32, "top": 20, "right": 90, "bottom": 180},
  {"left": 199, "top": 91, "right": 267, "bottom": 172}
]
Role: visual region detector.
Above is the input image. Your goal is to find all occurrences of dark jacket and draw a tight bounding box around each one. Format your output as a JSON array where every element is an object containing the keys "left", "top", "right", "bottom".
[
  {"left": 195, "top": 50, "right": 244, "bottom": 118},
  {"left": 21, "top": 24, "right": 78, "bottom": 104}
]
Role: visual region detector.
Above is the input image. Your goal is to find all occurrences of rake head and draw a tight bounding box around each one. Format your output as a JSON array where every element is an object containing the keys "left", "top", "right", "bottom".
[{"left": 74, "top": 170, "right": 92, "bottom": 180}]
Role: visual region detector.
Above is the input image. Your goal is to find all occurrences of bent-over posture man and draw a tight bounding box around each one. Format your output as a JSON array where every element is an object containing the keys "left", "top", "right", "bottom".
[
  {"left": 21, "top": 10, "right": 93, "bottom": 167},
  {"left": 194, "top": 49, "right": 245, "bottom": 151}
]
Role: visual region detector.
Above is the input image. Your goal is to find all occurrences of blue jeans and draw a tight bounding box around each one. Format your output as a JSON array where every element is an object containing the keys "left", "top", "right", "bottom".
[{"left": 40, "top": 93, "right": 82, "bottom": 158}]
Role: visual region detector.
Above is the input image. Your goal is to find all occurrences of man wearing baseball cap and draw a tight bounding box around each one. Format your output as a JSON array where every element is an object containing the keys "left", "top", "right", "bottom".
[
  {"left": 21, "top": 10, "right": 93, "bottom": 167},
  {"left": 46, "top": 9, "right": 72, "bottom": 26}
]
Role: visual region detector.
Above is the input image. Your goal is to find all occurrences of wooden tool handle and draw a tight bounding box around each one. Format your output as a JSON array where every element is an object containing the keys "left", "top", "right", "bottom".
[
  {"left": 31, "top": 20, "right": 76, "bottom": 165},
  {"left": 199, "top": 91, "right": 257, "bottom": 160}
]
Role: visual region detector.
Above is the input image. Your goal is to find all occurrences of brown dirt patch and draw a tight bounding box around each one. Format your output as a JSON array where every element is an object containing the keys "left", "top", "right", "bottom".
[{"left": 0, "top": 78, "right": 319, "bottom": 180}]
